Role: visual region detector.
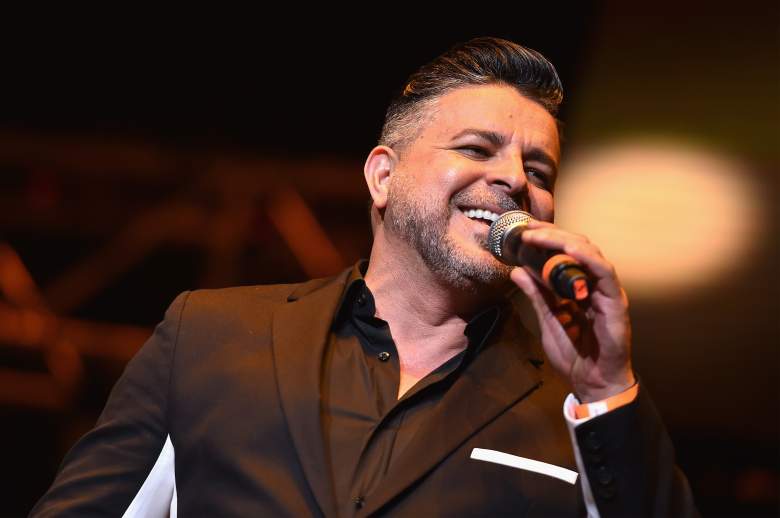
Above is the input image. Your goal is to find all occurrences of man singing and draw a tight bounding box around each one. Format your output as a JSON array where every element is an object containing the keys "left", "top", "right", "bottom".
[{"left": 32, "top": 37, "right": 697, "bottom": 516}]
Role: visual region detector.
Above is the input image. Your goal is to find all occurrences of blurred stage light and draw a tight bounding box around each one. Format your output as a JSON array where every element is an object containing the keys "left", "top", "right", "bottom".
[{"left": 555, "top": 140, "right": 763, "bottom": 298}]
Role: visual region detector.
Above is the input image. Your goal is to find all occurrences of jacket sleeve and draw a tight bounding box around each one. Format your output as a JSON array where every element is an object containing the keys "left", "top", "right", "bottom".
[
  {"left": 568, "top": 384, "right": 699, "bottom": 517},
  {"left": 29, "top": 292, "right": 190, "bottom": 517}
]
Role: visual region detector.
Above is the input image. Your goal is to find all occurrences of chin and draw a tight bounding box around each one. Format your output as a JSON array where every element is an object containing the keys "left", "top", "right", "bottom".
[{"left": 434, "top": 247, "right": 514, "bottom": 294}]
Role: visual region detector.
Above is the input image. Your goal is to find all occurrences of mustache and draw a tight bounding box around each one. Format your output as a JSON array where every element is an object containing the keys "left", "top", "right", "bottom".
[{"left": 450, "top": 189, "right": 523, "bottom": 213}]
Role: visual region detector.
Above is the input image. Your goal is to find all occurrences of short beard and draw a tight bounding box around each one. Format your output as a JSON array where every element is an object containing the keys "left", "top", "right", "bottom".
[{"left": 384, "top": 177, "right": 514, "bottom": 292}]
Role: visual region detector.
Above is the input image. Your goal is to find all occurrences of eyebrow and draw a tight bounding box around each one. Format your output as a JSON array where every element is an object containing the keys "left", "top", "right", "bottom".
[
  {"left": 449, "top": 128, "right": 559, "bottom": 175},
  {"left": 449, "top": 128, "right": 506, "bottom": 147}
]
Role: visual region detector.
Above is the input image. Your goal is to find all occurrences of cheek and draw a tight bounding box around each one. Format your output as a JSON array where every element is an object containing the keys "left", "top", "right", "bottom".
[
  {"left": 439, "top": 168, "right": 466, "bottom": 196},
  {"left": 399, "top": 152, "right": 485, "bottom": 201},
  {"left": 436, "top": 156, "right": 487, "bottom": 193},
  {"left": 414, "top": 164, "right": 466, "bottom": 200},
  {"left": 530, "top": 189, "right": 555, "bottom": 222}
]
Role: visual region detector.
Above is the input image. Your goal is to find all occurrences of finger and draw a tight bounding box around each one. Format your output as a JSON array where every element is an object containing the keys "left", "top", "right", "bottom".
[
  {"left": 521, "top": 228, "right": 623, "bottom": 298},
  {"left": 525, "top": 220, "right": 588, "bottom": 243},
  {"left": 524, "top": 219, "right": 556, "bottom": 230},
  {"left": 510, "top": 267, "right": 557, "bottom": 322},
  {"left": 553, "top": 302, "right": 584, "bottom": 343},
  {"left": 513, "top": 268, "right": 598, "bottom": 358},
  {"left": 521, "top": 227, "right": 594, "bottom": 255},
  {"left": 562, "top": 242, "right": 623, "bottom": 299}
]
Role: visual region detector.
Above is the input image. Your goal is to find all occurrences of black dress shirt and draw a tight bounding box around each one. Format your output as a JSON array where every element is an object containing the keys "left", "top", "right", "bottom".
[{"left": 322, "top": 263, "right": 501, "bottom": 517}]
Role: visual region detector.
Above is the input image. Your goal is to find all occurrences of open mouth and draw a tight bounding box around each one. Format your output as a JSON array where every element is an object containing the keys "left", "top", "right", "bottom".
[{"left": 460, "top": 208, "right": 501, "bottom": 225}]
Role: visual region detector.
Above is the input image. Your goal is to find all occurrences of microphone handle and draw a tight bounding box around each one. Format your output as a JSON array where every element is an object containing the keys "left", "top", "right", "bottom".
[
  {"left": 542, "top": 254, "right": 589, "bottom": 301},
  {"left": 506, "top": 233, "right": 589, "bottom": 301}
]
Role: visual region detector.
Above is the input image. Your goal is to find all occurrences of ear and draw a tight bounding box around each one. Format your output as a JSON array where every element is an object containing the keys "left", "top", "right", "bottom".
[{"left": 363, "top": 145, "right": 397, "bottom": 210}]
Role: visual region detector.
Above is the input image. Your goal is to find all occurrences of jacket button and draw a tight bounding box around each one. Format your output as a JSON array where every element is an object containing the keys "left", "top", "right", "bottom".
[
  {"left": 354, "top": 496, "right": 365, "bottom": 509},
  {"left": 584, "top": 431, "right": 602, "bottom": 452},
  {"left": 598, "top": 484, "right": 616, "bottom": 500},
  {"left": 596, "top": 466, "right": 614, "bottom": 486},
  {"left": 378, "top": 351, "right": 391, "bottom": 361}
]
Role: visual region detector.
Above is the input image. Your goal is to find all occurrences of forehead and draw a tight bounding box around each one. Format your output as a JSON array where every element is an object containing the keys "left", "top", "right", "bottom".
[{"left": 419, "top": 84, "right": 560, "bottom": 156}]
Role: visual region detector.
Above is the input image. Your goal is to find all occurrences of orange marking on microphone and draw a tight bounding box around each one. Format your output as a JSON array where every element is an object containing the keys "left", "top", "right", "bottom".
[{"left": 573, "top": 279, "right": 589, "bottom": 300}]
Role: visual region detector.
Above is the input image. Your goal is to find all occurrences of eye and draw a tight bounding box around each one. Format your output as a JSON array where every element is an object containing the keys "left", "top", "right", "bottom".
[
  {"left": 527, "top": 168, "right": 553, "bottom": 191},
  {"left": 457, "top": 145, "right": 491, "bottom": 159}
]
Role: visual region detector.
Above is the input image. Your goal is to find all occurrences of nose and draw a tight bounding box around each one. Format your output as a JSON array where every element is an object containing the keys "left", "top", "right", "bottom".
[{"left": 485, "top": 151, "right": 529, "bottom": 199}]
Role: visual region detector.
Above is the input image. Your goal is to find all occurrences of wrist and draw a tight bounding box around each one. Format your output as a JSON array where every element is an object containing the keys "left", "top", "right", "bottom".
[{"left": 575, "top": 371, "right": 636, "bottom": 403}]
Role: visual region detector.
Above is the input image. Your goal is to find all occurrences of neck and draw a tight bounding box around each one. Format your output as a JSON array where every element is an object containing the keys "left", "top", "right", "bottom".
[
  {"left": 363, "top": 227, "right": 509, "bottom": 398},
  {"left": 363, "top": 227, "right": 503, "bottom": 347}
]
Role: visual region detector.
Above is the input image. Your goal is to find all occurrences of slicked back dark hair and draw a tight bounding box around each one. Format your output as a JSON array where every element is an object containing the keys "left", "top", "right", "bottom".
[{"left": 379, "top": 37, "right": 563, "bottom": 153}]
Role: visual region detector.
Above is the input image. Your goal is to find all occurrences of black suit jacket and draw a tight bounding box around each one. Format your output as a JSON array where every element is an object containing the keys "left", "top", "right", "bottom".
[{"left": 32, "top": 268, "right": 697, "bottom": 517}]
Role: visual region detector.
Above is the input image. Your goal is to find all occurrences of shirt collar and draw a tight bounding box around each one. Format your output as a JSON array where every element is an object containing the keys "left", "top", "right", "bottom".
[
  {"left": 464, "top": 304, "right": 503, "bottom": 356},
  {"left": 333, "top": 260, "right": 504, "bottom": 353},
  {"left": 332, "top": 260, "right": 370, "bottom": 327}
]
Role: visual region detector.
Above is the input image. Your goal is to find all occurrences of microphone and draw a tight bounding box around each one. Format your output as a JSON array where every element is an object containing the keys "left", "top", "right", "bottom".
[{"left": 487, "top": 210, "right": 590, "bottom": 301}]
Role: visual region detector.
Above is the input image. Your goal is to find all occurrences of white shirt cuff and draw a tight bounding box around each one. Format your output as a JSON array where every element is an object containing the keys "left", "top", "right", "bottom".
[{"left": 563, "top": 393, "right": 600, "bottom": 517}]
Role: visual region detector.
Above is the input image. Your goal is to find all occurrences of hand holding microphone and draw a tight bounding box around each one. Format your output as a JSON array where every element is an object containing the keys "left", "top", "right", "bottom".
[
  {"left": 487, "top": 210, "right": 589, "bottom": 301},
  {"left": 489, "top": 210, "right": 635, "bottom": 402}
]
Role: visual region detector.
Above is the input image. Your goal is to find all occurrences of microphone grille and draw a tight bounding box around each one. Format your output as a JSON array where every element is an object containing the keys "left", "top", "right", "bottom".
[{"left": 488, "top": 210, "right": 533, "bottom": 259}]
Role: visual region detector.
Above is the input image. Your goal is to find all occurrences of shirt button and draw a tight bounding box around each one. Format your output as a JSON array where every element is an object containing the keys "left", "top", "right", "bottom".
[
  {"left": 356, "top": 293, "right": 367, "bottom": 306},
  {"left": 377, "top": 351, "right": 391, "bottom": 361},
  {"left": 353, "top": 496, "right": 365, "bottom": 509}
]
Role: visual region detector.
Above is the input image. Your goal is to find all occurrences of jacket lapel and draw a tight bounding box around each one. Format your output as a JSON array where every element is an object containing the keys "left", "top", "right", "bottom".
[
  {"left": 271, "top": 269, "right": 351, "bottom": 518},
  {"left": 362, "top": 310, "right": 547, "bottom": 516}
]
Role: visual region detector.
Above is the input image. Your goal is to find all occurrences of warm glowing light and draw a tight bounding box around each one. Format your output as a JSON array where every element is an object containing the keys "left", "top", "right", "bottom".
[{"left": 555, "top": 140, "right": 763, "bottom": 298}]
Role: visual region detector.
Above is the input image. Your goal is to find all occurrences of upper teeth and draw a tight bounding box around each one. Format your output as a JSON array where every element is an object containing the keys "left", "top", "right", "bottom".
[{"left": 464, "top": 209, "right": 500, "bottom": 222}]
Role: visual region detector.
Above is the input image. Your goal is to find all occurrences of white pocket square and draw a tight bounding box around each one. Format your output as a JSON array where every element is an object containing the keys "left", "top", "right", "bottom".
[{"left": 470, "top": 448, "right": 578, "bottom": 485}]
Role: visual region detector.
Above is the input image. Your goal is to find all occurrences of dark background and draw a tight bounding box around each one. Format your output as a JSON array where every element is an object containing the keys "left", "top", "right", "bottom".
[{"left": 1, "top": 4, "right": 777, "bottom": 516}]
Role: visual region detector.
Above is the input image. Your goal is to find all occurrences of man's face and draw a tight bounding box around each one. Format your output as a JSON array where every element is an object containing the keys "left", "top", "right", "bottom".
[{"left": 384, "top": 84, "right": 560, "bottom": 290}]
